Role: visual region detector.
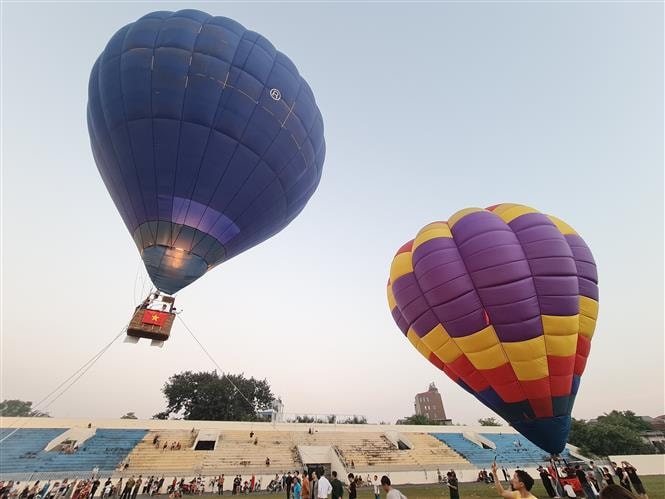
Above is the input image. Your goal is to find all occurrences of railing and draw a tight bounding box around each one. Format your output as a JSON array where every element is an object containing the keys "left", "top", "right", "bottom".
[
  {"left": 0, "top": 470, "right": 111, "bottom": 481},
  {"left": 348, "top": 462, "right": 479, "bottom": 473}
]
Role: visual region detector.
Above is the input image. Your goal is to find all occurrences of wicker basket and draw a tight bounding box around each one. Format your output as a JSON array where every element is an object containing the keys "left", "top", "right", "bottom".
[{"left": 126, "top": 307, "right": 175, "bottom": 341}]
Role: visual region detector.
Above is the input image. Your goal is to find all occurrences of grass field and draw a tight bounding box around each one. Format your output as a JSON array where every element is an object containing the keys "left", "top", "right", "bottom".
[{"left": 353, "top": 475, "right": 665, "bottom": 498}]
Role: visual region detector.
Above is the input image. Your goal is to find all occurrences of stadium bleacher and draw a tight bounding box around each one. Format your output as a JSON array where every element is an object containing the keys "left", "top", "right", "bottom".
[
  {"left": 0, "top": 428, "right": 147, "bottom": 474},
  {"left": 0, "top": 419, "right": 591, "bottom": 484},
  {"left": 430, "top": 432, "right": 571, "bottom": 469},
  {"left": 481, "top": 433, "right": 571, "bottom": 467}
]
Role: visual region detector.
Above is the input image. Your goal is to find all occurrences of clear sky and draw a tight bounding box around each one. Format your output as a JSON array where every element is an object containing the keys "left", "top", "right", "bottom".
[{"left": 1, "top": 1, "right": 663, "bottom": 426}]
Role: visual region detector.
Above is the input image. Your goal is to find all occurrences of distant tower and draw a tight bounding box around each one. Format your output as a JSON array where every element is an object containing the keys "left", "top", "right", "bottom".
[{"left": 414, "top": 383, "right": 448, "bottom": 422}]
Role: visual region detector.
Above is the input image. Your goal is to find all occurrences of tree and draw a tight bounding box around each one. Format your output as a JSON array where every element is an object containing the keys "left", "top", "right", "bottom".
[
  {"left": 596, "top": 411, "right": 652, "bottom": 433},
  {"left": 120, "top": 412, "right": 138, "bottom": 419},
  {"left": 290, "top": 415, "right": 316, "bottom": 423},
  {"left": 154, "top": 371, "right": 274, "bottom": 421},
  {"left": 397, "top": 414, "right": 435, "bottom": 425},
  {"left": 340, "top": 415, "right": 367, "bottom": 424},
  {"left": 568, "top": 413, "right": 656, "bottom": 457},
  {"left": 0, "top": 400, "right": 50, "bottom": 417},
  {"left": 478, "top": 417, "right": 502, "bottom": 426}
]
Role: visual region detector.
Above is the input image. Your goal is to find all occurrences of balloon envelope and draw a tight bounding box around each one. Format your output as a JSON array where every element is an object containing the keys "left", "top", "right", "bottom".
[
  {"left": 387, "top": 204, "right": 599, "bottom": 454},
  {"left": 88, "top": 10, "right": 325, "bottom": 294}
]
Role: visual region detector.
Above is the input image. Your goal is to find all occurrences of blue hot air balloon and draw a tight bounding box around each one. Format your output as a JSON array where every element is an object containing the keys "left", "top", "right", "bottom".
[{"left": 88, "top": 10, "right": 326, "bottom": 299}]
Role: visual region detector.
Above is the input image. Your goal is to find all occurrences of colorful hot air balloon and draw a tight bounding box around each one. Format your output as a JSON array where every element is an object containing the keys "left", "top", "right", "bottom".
[
  {"left": 387, "top": 204, "right": 598, "bottom": 454},
  {"left": 88, "top": 9, "right": 325, "bottom": 296}
]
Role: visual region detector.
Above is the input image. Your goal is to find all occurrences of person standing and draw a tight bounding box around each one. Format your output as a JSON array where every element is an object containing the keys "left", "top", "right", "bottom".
[
  {"left": 293, "top": 479, "right": 302, "bottom": 499},
  {"left": 370, "top": 475, "right": 380, "bottom": 499},
  {"left": 217, "top": 476, "right": 224, "bottom": 495},
  {"left": 490, "top": 462, "right": 536, "bottom": 499},
  {"left": 285, "top": 472, "right": 293, "bottom": 499},
  {"left": 90, "top": 480, "right": 100, "bottom": 499},
  {"left": 101, "top": 479, "right": 111, "bottom": 498},
  {"left": 590, "top": 462, "right": 607, "bottom": 492},
  {"left": 623, "top": 463, "right": 647, "bottom": 498},
  {"left": 113, "top": 479, "right": 122, "bottom": 499},
  {"left": 603, "top": 468, "right": 615, "bottom": 486},
  {"left": 447, "top": 472, "right": 459, "bottom": 499},
  {"left": 538, "top": 467, "right": 555, "bottom": 498},
  {"left": 612, "top": 463, "right": 632, "bottom": 492},
  {"left": 330, "top": 473, "right": 343, "bottom": 499},
  {"left": 143, "top": 478, "right": 152, "bottom": 496},
  {"left": 301, "top": 473, "right": 310, "bottom": 499},
  {"left": 380, "top": 477, "right": 406, "bottom": 499},
  {"left": 317, "top": 471, "right": 332, "bottom": 499},
  {"left": 347, "top": 474, "right": 356, "bottom": 499},
  {"left": 120, "top": 479, "right": 133, "bottom": 499},
  {"left": 310, "top": 472, "right": 318, "bottom": 499},
  {"left": 130, "top": 478, "right": 141, "bottom": 499},
  {"left": 575, "top": 465, "right": 595, "bottom": 499}
]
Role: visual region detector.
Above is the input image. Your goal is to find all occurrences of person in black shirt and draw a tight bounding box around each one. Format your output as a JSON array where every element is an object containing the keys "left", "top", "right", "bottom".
[
  {"left": 446, "top": 472, "right": 459, "bottom": 499},
  {"left": 603, "top": 468, "right": 615, "bottom": 486},
  {"left": 90, "top": 479, "right": 101, "bottom": 499},
  {"left": 285, "top": 472, "right": 293, "bottom": 499},
  {"left": 575, "top": 465, "right": 595, "bottom": 499},
  {"left": 612, "top": 463, "right": 632, "bottom": 492},
  {"left": 330, "top": 472, "right": 343, "bottom": 499},
  {"left": 346, "top": 473, "right": 356, "bottom": 499},
  {"left": 538, "top": 467, "right": 556, "bottom": 498},
  {"left": 622, "top": 462, "right": 647, "bottom": 498}
]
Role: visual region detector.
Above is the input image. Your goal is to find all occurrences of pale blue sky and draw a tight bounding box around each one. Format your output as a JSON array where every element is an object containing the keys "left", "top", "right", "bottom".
[{"left": 1, "top": 1, "right": 663, "bottom": 425}]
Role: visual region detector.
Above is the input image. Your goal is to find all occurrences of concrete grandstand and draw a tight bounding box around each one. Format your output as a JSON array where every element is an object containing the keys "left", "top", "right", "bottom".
[{"left": 0, "top": 418, "right": 588, "bottom": 487}]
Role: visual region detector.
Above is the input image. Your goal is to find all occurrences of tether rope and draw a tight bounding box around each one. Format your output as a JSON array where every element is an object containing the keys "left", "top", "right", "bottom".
[
  {"left": 177, "top": 314, "right": 257, "bottom": 412},
  {"left": 0, "top": 324, "right": 128, "bottom": 443}
]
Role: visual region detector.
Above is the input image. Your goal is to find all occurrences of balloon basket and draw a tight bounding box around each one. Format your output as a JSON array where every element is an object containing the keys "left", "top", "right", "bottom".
[{"left": 126, "top": 295, "right": 176, "bottom": 341}]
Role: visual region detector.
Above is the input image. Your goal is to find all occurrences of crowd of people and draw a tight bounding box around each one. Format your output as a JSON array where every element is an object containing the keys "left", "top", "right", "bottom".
[
  {"left": 430, "top": 458, "right": 650, "bottom": 499},
  {"left": 531, "top": 460, "right": 649, "bottom": 499},
  {"left": 0, "top": 458, "right": 651, "bottom": 499}
]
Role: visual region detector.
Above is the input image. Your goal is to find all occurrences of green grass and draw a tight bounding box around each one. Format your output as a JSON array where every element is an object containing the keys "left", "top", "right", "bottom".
[{"left": 354, "top": 475, "right": 665, "bottom": 498}]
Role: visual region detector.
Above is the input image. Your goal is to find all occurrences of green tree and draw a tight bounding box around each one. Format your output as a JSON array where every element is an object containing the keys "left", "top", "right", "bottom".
[
  {"left": 120, "top": 412, "right": 138, "bottom": 419},
  {"left": 569, "top": 414, "right": 655, "bottom": 457},
  {"left": 478, "top": 417, "right": 502, "bottom": 426},
  {"left": 0, "top": 400, "right": 50, "bottom": 417},
  {"left": 154, "top": 371, "right": 274, "bottom": 421},
  {"left": 398, "top": 414, "right": 434, "bottom": 425},
  {"left": 596, "top": 411, "right": 652, "bottom": 433}
]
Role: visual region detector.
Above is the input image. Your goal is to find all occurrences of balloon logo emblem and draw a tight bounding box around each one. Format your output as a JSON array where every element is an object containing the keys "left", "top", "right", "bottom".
[{"left": 270, "top": 88, "right": 282, "bottom": 101}]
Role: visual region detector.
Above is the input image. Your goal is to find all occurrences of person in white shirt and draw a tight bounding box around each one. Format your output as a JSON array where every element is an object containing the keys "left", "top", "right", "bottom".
[
  {"left": 317, "top": 472, "right": 332, "bottom": 499},
  {"left": 381, "top": 476, "right": 407, "bottom": 499},
  {"left": 372, "top": 475, "right": 381, "bottom": 499}
]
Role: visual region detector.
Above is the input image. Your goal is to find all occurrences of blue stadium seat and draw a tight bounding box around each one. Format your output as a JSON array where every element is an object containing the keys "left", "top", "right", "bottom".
[
  {"left": 430, "top": 433, "right": 572, "bottom": 469},
  {"left": 0, "top": 429, "right": 147, "bottom": 474}
]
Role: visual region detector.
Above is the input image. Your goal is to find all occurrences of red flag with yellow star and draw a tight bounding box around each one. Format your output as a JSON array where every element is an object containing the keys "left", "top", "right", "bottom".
[{"left": 141, "top": 310, "right": 169, "bottom": 327}]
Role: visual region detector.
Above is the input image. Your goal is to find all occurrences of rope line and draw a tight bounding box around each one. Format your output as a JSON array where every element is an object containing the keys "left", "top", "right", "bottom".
[
  {"left": 177, "top": 315, "right": 257, "bottom": 411},
  {"left": 0, "top": 324, "right": 127, "bottom": 443}
]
